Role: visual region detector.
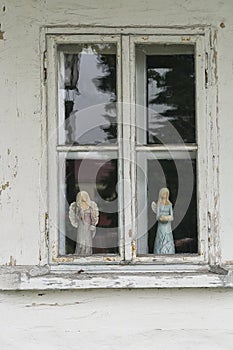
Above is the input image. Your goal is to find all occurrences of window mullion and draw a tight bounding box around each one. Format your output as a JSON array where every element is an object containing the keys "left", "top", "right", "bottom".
[
  {"left": 47, "top": 35, "right": 60, "bottom": 263},
  {"left": 195, "top": 35, "right": 209, "bottom": 262},
  {"left": 122, "top": 35, "right": 134, "bottom": 261}
]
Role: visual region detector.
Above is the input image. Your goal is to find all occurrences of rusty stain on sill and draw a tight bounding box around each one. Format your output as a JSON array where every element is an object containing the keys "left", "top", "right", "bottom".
[
  {"left": 104, "top": 257, "right": 118, "bottom": 262},
  {"left": 181, "top": 36, "right": 191, "bottom": 41},
  {"left": 105, "top": 257, "right": 113, "bottom": 261},
  {"left": 7, "top": 256, "right": 16, "bottom": 267},
  {"left": 54, "top": 256, "right": 74, "bottom": 263},
  {"left": 132, "top": 239, "right": 136, "bottom": 259}
]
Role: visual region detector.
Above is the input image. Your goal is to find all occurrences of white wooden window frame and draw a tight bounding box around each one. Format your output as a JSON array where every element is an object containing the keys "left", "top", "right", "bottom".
[
  {"left": 128, "top": 35, "right": 207, "bottom": 264},
  {"left": 47, "top": 34, "right": 124, "bottom": 264},
  {"left": 42, "top": 26, "right": 221, "bottom": 275}
]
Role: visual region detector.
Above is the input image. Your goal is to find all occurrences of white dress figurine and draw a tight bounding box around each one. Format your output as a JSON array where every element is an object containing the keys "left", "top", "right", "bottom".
[
  {"left": 69, "top": 191, "right": 99, "bottom": 256},
  {"left": 151, "top": 187, "right": 175, "bottom": 254}
]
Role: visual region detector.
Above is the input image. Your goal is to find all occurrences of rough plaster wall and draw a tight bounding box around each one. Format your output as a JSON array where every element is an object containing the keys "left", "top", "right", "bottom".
[
  {"left": 0, "top": 1, "right": 233, "bottom": 349},
  {"left": 0, "top": 289, "right": 233, "bottom": 350},
  {"left": 0, "top": 1, "right": 42, "bottom": 265}
]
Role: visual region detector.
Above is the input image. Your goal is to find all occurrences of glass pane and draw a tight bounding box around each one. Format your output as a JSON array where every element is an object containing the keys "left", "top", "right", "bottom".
[
  {"left": 136, "top": 153, "right": 197, "bottom": 255},
  {"left": 58, "top": 43, "right": 117, "bottom": 145},
  {"left": 136, "top": 44, "right": 195, "bottom": 144},
  {"left": 60, "top": 157, "right": 119, "bottom": 256}
]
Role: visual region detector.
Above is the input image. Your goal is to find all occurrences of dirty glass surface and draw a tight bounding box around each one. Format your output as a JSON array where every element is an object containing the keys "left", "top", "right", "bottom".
[
  {"left": 136, "top": 156, "right": 198, "bottom": 255},
  {"left": 136, "top": 44, "right": 197, "bottom": 256},
  {"left": 147, "top": 158, "right": 197, "bottom": 254},
  {"left": 58, "top": 43, "right": 117, "bottom": 145},
  {"left": 62, "top": 157, "right": 119, "bottom": 255},
  {"left": 136, "top": 44, "right": 195, "bottom": 144}
]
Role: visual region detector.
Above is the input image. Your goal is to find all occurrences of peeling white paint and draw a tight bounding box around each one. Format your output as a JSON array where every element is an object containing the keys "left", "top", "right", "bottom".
[
  {"left": 0, "top": 0, "right": 231, "bottom": 266},
  {"left": 0, "top": 0, "right": 233, "bottom": 347}
]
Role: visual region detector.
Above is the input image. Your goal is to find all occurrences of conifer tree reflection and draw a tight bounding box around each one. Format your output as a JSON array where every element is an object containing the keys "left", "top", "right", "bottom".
[
  {"left": 147, "top": 54, "right": 195, "bottom": 144},
  {"left": 93, "top": 52, "right": 117, "bottom": 141},
  {"left": 91, "top": 50, "right": 118, "bottom": 253}
]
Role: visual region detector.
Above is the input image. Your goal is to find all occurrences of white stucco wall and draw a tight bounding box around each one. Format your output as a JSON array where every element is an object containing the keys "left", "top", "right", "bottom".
[
  {"left": 1, "top": 289, "right": 233, "bottom": 350},
  {"left": 1, "top": 0, "right": 233, "bottom": 348}
]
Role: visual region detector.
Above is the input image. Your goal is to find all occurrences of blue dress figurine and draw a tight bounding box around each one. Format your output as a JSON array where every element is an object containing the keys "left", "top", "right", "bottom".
[{"left": 151, "top": 188, "right": 175, "bottom": 254}]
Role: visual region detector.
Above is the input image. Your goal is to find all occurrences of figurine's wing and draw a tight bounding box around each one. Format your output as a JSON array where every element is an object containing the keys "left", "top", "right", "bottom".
[
  {"left": 151, "top": 201, "right": 157, "bottom": 214},
  {"left": 69, "top": 202, "right": 78, "bottom": 228},
  {"left": 90, "top": 201, "right": 99, "bottom": 226}
]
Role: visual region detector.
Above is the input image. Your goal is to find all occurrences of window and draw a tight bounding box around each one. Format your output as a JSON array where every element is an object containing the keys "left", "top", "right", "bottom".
[
  {"left": 135, "top": 43, "right": 198, "bottom": 257},
  {"left": 47, "top": 31, "right": 208, "bottom": 265}
]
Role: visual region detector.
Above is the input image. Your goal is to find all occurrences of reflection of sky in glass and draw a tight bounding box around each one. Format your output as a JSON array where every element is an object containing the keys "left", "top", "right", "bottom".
[
  {"left": 74, "top": 53, "right": 113, "bottom": 109},
  {"left": 71, "top": 52, "right": 115, "bottom": 144},
  {"left": 60, "top": 45, "right": 117, "bottom": 145}
]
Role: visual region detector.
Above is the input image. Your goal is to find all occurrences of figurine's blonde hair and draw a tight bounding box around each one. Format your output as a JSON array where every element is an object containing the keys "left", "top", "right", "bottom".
[
  {"left": 158, "top": 187, "right": 172, "bottom": 205},
  {"left": 76, "top": 191, "right": 91, "bottom": 207}
]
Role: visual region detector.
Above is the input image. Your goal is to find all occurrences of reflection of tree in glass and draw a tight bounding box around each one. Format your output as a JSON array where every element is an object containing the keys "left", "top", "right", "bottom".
[
  {"left": 147, "top": 55, "right": 195, "bottom": 144},
  {"left": 90, "top": 53, "right": 118, "bottom": 229},
  {"left": 62, "top": 44, "right": 117, "bottom": 144},
  {"left": 93, "top": 53, "right": 117, "bottom": 142},
  {"left": 96, "top": 159, "right": 118, "bottom": 229},
  {"left": 63, "top": 54, "right": 81, "bottom": 144},
  {"left": 94, "top": 159, "right": 118, "bottom": 254}
]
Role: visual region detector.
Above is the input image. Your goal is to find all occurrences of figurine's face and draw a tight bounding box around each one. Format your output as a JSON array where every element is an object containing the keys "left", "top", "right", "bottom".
[{"left": 160, "top": 191, "right": 168, "bottom": 203}]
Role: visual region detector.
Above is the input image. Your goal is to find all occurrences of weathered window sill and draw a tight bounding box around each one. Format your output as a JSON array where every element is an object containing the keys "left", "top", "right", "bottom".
[{"left": 0, "top": 265, "right": 233, "bottom": 290}]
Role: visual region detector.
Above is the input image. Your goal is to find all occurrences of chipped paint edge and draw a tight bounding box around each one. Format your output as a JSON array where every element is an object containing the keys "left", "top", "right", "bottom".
[{"left": 0, "top": 265, "right": 232, "bottom": 290}]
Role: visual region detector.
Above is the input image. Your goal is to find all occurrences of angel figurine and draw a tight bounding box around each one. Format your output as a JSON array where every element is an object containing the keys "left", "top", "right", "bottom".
[
  {"left": 151, "top": 187, "right": 175, "bottom": 254},
  {"left": 69, "top": 191, "right": 99, "bottom": 256}
]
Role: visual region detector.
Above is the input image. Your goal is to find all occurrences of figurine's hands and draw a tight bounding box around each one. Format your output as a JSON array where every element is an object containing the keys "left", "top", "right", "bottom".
[
  {"left": 160, "top": 215, "right": 173, "bottom": 222},
  {"left": 159, "top": 215, "right": 167, "bottom": 222}
]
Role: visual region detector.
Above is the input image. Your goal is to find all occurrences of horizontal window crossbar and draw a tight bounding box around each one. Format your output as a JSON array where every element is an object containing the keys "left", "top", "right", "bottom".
[
  {"left": 57, "top": 145, "right": 118, "bottom": 152},
  {"left": 136, "top": 144, "right": 198, "bottom": 151}
]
